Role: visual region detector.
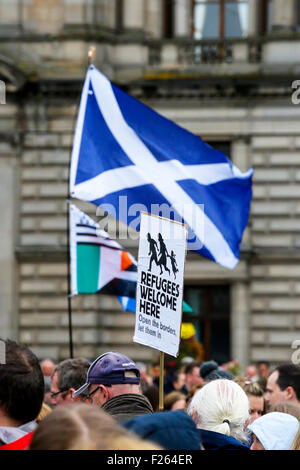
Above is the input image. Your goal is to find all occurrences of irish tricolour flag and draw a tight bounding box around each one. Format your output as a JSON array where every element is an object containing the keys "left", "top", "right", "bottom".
[{"left": 69, "top": 204, "right": 137, "bottom": 297}]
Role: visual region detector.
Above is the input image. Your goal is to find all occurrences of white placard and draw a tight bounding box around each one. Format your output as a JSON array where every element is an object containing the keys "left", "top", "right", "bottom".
[{"left": 133, "top": 213, "right": 187, "bottom": 357}]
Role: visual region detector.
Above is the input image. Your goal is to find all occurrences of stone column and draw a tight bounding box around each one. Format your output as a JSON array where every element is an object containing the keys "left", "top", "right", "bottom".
[
  {"left": 22, "top": 0, "right": 64, "bottom": 34},
  {"left": 0, "top": 0, "right": 20, "bottom": 27},
  {"left": 230, "top": 282, "right": 250, "bottom": 371},
  {"left": 174, "top": 0, "right": 190, "bottom": 37},
  {"left": 0, "top": 145, "right": 19, "bottom": 341},
  {"left": 145, "top": 0, "right": 161, "bottom": 38},
  {"left": 272, "top": 0, "right": 295, "bottom": 33},
  {"left": 248, "top": 0, "right": 258, "bottom": 36},
  {"left": 123, "top": 0, "right": 145, "bottom": 30},
  {"left": 231, "top": 139, "right": 251, "bottom": 247}
]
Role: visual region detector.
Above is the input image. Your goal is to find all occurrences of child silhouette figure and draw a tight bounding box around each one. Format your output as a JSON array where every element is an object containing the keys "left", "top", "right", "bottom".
[{"left": 169, "top": 250, "right": 179, "bottom": 279}]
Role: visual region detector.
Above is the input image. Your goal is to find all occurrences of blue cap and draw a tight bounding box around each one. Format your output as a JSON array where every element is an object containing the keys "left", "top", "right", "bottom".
[{"left": 72, "top": 351, "right": 140, "bottom": 397}]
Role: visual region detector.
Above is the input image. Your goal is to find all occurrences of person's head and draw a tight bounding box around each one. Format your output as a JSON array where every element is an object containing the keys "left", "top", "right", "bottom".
[
  {"left": 265, "top": 364, "right": 300, "bottom": 408},
  {"left": 187, "top": 379, "right": 250, "bottom": 444},
  {"left": 72, "top": 351, "right": 141, "bottom": 406},
  {"left": 164, "top": 391, "right": 187, "bottom": 411},
  {"left": 40, "top": 358, "right": 56, "bottom": 378},
  {"left": 269, "top": 402, "right": 300, "bottom": 422},
  {"left": 246, "top": 365, "right": 258, "bottom": 379},
  {"left": 151, "top": 362, "right": 161, "bottom": 379},
  {"left": 200, "top": 360, "right": 234, "bottom": 382},
  {"left": 172, "top": 371, "right": 186, "bottom": 390},
  {"left": 234, "top": 376, "right": 265, "bottom": 423},
  {"left": 29, "top": 403, "right": 160, "bottom": 450},
  {"left": 248, "top": 412, "right": 299, "bottom": 450},
  {"left": 184, "top": 361, "right": 203, "bottom": 390},
  {"left": 257, "top": 361, "right": 270, "bottom": 378},
  {"left": 50, "top": 357, "right": 90, "bottom": 407},
  {"left": 0, "top": 339, "right": 44, "bottom": 426}
]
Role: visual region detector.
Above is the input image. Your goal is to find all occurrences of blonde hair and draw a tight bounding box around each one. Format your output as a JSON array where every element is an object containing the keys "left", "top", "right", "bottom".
[
  {"left": 187, "top": 379, "right": 250, "bottom": 444},
  {"left": 36, "top": 402, "right": 52, "bottom": 423},
  {"left": 29, "top": 403, "right": 160, "bottom": 450},
  {"left": 291, "top": 426, "right": 300, "bottom": 450},
  {"left": 164, "top": 391, "right": 186, "bottom": 411},
  {"left": 270, "top": 402, "right": 300, "bottom": 422},
  {"left": 234, "top": 376, "right": 264, "bottom": 397}
]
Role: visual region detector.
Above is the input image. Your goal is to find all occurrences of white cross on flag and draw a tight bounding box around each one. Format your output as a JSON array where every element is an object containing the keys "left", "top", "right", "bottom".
[{"left": 70, "top": 65, "right": 253, "bottom": 269}]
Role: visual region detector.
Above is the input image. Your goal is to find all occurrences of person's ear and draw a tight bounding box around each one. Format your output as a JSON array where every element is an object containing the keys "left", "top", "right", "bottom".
[
  {"left": 285, "top": 385, "right": 295, "bottom": 401},
  {"left": 100, "top": 385, "right": 110, "bottom": 400},
  {"left": 69, "top": 388, "right": 76, "bottom": 401}
]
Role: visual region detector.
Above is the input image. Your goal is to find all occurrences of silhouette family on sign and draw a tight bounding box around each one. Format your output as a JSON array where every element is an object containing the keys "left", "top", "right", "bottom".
[{"left": 147, "top": 233, "right": 178, "bottom": 278}]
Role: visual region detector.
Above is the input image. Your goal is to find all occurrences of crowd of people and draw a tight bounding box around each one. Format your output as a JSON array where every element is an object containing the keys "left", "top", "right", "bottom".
[{"left": 0, "top": 338, "right": 300, "bottom": 451}]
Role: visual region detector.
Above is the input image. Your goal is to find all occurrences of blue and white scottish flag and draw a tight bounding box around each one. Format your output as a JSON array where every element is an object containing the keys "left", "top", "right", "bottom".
[{"left": 70, "top": 65, "right": 253, "bottom": 269}]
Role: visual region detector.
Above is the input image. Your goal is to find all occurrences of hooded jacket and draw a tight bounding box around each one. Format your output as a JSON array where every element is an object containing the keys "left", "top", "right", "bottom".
[
  {"left": 101, "top": 393, "right": 153, "bottom": 424},
  {"left": 198, "top": 429, "right": 250, "bottom": 451},
  {"left": 0, "top": 420, "right": 37, "bottom": 449},
  {"left": 123, "top": 410, "right": 201, "bottom": 450},
  {"left": 247, "top": 411, "right": 299, "bottom": 450}
]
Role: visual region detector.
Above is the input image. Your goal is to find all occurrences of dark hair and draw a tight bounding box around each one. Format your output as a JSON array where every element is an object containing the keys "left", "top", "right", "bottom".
[
  {"left": 172, "top": 371, "right": 181, "bottom": 383},
  {"left": 275, "top": 364, "right": 300, "bottom": 401},
  {"left": 257, "top": 361, "right": 270, "bottom": 367},
  {"left": 0, "top": 339, "right": 44, "bottom": 424},
  {"left": 53, "top": 358, "right": 90, "bottom": 393},
  {"left": 184, "top": 361, "right": 201, "bottom": 375}
]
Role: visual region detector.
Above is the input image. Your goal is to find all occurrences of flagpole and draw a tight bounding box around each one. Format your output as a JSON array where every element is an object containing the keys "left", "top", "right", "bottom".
[
  {"left": 66, "top": 46, "right": 96, "bottom": 359},
  {"left": 67, "top": 203, "right": 74, "bottom": 359}
]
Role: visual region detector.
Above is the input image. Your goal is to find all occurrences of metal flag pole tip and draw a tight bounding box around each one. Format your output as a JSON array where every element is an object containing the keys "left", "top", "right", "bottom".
[{"left": 88, "top": 46, "right": 95, "bottom": 64}]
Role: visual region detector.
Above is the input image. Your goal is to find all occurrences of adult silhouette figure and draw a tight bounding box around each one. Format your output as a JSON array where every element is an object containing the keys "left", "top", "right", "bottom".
[
  {"left": 157, "top": 233, "right": 170, "bottom": 275},
  {"left": 147, "top": 233, "right": 159, "bottom": 271}
]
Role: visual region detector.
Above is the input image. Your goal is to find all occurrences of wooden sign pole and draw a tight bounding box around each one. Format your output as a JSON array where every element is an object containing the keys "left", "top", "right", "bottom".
[{"left": 159, "top": 351, "right": 165, "bottom": 411}]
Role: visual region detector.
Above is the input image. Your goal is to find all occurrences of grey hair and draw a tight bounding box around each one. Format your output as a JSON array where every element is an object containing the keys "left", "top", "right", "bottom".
[
  {"left": 54, "top": 358, "right": 90, "bottom": 392},
  {"left": 187, "top": 379, "right": 250, "bottom": 445}
]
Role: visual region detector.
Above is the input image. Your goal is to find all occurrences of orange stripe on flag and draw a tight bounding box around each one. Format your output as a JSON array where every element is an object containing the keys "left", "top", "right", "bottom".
[{"left": 121, "top": 251, "right": 133, "bottom": 271}]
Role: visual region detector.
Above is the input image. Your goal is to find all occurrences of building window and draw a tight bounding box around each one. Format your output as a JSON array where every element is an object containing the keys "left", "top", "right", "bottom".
[
  {"left": 259, "top": 0, "right": 273, "bottom": 35},
  {"left": 163, "top": 0, "right": 175, "bottom": 38},
  {"left": 192, "top": 0, "right": 249, "bottom": 39},
  {"left": 115, "top": 0, "right": 123, "bottom": 31},
  {"left": 184, "top": 285, "right": 231, "bottom": 364},
  {"left": 295, "top": 0, "right": 300, "bottom": 30}
]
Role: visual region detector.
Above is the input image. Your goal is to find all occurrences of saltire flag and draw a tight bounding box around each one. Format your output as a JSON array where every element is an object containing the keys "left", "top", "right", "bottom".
[
  {"left": 70, "top": 65, "right": 253, "bottom": 269},
  {"left": 69, "top": 203, "right": 137, "bottom": 297}
]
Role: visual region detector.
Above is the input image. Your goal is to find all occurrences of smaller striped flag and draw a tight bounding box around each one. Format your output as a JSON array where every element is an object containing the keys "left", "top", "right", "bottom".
[
  {"left": 69, "top": 203, "right": 137, "bottom": 297},
  {"left": 118, "top": 296, "right": 194, "bottom": 315}
]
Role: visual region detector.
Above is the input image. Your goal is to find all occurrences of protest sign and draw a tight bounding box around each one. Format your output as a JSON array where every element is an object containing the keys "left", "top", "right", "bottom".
[{"left": 133, "top": 212, "right": 187, "bottom": 357}]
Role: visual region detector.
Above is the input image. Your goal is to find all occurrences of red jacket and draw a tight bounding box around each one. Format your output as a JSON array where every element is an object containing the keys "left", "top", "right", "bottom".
[{"left": 0, "top": 431, "right": 34, "bottom": 450}]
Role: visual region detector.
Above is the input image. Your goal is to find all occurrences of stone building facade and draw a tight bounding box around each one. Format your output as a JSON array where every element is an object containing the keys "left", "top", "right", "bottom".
[{"left": 1, "top": 0, "right": 300, "bottom": 369}]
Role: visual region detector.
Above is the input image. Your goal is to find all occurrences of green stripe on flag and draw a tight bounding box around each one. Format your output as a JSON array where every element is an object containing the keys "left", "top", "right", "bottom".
[{"left": 77, "top": 244, "right": 100, "bottom": 294}]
